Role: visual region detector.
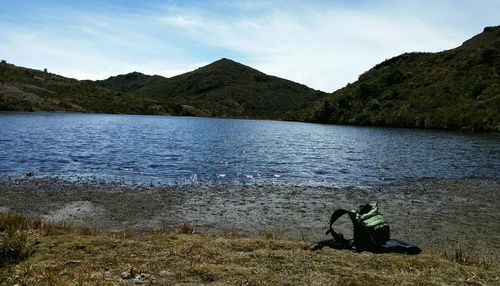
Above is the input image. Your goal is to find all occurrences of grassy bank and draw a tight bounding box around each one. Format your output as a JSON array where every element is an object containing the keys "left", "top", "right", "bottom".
[{"left": 1, "top": 214, "right": 498, "bottom": 285}]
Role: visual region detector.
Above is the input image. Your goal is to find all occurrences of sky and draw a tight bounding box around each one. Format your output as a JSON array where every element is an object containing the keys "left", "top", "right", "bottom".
[{"left": 0, "top": 0, "right": 499, "bottom": 92}]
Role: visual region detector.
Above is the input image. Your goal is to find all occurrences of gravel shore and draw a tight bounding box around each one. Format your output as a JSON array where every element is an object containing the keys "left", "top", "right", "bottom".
[{"left": 1, "top": 177, "right": 499, "bottom": 261}]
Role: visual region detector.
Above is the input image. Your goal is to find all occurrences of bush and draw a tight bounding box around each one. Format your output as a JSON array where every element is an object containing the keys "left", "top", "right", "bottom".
[
  {"left": 177, "top": 223, "right": 195, "bottom": 234},
  {"left": 0, "top": 213, "right": 32, "bottom": 232},
  {"left": 0, "top": 230, "right": 34, "bottom": 267}
]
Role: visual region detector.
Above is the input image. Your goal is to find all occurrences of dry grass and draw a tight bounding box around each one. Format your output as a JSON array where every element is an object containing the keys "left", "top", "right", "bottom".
[
  {"left": 1, "top": 213, "right": 499, "bottom": 285},
  {"left": 177, "top": 222, "right": 195, "bottom": 234},
  {"left": 0, "top": 230, "right": 33, "bottom": 267},
  {"left": 441, "top": 243, "right": 498, "bottom": 271}
]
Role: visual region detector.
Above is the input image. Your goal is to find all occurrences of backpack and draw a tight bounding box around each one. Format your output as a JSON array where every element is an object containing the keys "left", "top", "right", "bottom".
[
  {"left": 311, "top": 202, "right": 422, "bottom": 255},
  {"left": 326, "top": 202, "right": 390, "bottom": 251}
]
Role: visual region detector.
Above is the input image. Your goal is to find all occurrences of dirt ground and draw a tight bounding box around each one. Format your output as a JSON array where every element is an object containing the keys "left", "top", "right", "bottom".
[{"left": 1, "top": 177, "right": 499, "bottom": 262}]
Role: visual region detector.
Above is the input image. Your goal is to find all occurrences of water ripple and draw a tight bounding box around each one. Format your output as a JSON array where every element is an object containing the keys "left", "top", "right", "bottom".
[{"left": 0, "top": 112, "right": 499, "bottom": 186}]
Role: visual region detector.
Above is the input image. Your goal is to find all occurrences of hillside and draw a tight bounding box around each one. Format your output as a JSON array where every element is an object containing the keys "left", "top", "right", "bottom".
[
  {"left": 95, "top": 72, "right": 164, "bottom": 93},
  {"left": 0, "top": 59, "right": 327, "bottom": 119},
  {"left": 0, "top": 62, "right": 175, "bottom": 115},
  {"left": 129, "top": 58, "right": 327, "bottom": 118},
  {"left": 301, "top": 26, "right": 500, "bottom": 131}
]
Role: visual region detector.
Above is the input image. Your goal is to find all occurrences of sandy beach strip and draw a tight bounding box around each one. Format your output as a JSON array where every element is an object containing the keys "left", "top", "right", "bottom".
[{"left": 1, "top": 177, "right": 499, "bottom": 262}]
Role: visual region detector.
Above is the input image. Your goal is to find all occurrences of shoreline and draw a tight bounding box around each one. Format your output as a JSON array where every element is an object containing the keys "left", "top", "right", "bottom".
[
  {"left": 1, "top": 177, "right": 500, "bottom": 262},
  {"left": 3, "top": 111, "right": 500, "bottom": 134}
]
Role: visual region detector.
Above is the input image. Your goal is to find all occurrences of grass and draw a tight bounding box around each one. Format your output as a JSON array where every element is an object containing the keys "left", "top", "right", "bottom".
[
  {"left": 177, "top": 222, "right": 195, "bottom": 234},
  {"left": 0, "top": 213, "right": 499, "bottom": 285},
  {"left": 441, "top": 243, "right": 497, "bottom": 271},
  {"left": 0, "top": 230, "right": 33, "bottom": 267},
  {"left": 443, "top": 243, "right": 475, "bottom": 266}
]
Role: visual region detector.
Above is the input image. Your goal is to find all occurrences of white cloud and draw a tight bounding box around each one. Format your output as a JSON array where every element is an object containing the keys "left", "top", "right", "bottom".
[
  {"left": 157, "top": 4, "right": 469, "bottom": 91},
  {"left": 0, "top": 0, "right": 498, "bottom": 91},
  {"left": 0, "top": 5, "right": 204, "bottom": 80}
]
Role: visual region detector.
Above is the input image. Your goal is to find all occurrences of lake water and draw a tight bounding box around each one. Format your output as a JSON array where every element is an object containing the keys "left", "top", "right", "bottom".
[{"left": 0, "top": 112, "right": 499, "bottom": 186}]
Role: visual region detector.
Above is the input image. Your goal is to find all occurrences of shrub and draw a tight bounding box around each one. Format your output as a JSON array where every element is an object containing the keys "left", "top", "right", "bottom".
[
  {"left": 443, "top": 243, "right": 478, "bottom": 266},
  {"left": 0, "top": 230, "right": 34, "bottom": 267},
  {"left": 177, "top": 223, "right": 195, "bottom": 234}
]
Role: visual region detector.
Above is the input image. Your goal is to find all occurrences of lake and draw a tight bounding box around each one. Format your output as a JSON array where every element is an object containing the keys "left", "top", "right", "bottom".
[{"left": 0, "top": 112, "right": 499, "bottom": 186}]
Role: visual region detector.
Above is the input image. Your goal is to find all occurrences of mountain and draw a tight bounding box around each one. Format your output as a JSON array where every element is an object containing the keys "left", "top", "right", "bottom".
[
  {"left": 0, "top": 62, "right": 114, "bottom": 113},
  {"left": 1, "top": 26, "right": 499, "bottom": 131},
  {"left": 301, "top": 26, "right": 500, "bottom": 131},
  {"left": 95, "top": 72, "right": 164, "bottom": 93},
  {"left": 127, "top": 58, "right": 326, "bottom": 118},
  {"left": 0, "top": 62, "right": 175, "bottom": 114},
  {"left": 0, "top": 58, "right": 327, "bottom": 119}
]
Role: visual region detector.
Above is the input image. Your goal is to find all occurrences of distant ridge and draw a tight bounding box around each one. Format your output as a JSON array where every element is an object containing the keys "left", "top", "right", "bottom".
[
  {"left": 0, "top": 58, "right": 326, "bottom": 118},
  {"left": 95, "top": 72, "right": 165, "bottom": 93},
  {"left": 126, "top": 58, "right": 326, "bottom": 118},
  {"left": 300, "top": 25, "right": 500, "bottom": 131}
]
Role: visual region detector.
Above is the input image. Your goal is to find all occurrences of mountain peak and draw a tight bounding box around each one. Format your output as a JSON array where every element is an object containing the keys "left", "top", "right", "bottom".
[
  {"left": 112, "top": 71, "right": 145, "bottom": 80},
  {"left": 96, "top": 71, "right": 165, "bottom": 92},
  {"left": 205, "top": 58, "right": 251, "bottom": 68},
  {"left": 483, "top": 25, "right": 500, "bottom": 33},
  {"left": 190, "top": 58, "right": 264, "bottom": 77},
  {"left": 459, "top": 25, "right": 500, "bottom": 50},
  {"left": 213, "top": 57, "right": 236, "bottom": 64}
]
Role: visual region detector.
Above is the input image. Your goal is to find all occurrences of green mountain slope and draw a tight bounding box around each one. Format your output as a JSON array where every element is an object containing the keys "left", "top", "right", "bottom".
[
  {"left": 0, "top": 59, "right": 327, "bottom": 119},
  {"left": 95, "top": 72, "right": 165, "bottom": 93},
  {"left": 0, "top": 62, "right": 173, "bottom": 114},
  {"left": 0, "top": 63, "right": 112, "bottom": 112},
  {"left": 301, "top": 26, "right": 500, "bottom": 131},
  {"left": 130, "top": 58, "right": 326, "bottom": 118}
]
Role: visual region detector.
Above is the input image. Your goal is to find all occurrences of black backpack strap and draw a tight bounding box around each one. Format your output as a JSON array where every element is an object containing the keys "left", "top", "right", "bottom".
[{"left": 326, "top": 209, "right": 357, "bottom": 239}]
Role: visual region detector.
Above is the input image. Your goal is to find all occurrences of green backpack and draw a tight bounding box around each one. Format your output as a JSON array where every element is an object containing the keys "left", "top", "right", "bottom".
[{"left": 326, "top": 202, "right": 390, "bottom": 251}]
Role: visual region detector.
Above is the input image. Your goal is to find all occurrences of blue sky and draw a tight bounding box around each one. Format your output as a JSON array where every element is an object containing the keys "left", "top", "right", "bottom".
[{"left": 0, "top": 0, "right": 499, "bottom": 91}]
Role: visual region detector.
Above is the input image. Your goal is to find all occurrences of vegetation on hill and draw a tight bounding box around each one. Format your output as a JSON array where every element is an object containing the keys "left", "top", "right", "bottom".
[
  {"left": 130, "top": 58, "right": 327, "bottom": 118},
  {"left": 0, "top": 58, "right": 326, "bottom": 119},
  {"left": 95, "top": 72, "right": 164, "bottom": 93},
  {"left": 0, "top": 62, "right": 167, "bottom": 115},
  {"left": 301, "top": 26, "right": 500, "bottom": 131},
  {"left": 1, "top": 213, "right": 498, "bottom": 285}
]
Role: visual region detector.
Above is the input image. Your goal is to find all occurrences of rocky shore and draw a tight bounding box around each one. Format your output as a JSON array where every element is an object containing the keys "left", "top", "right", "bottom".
[{"left": 1, "top": 177, "right": 499, "bottom": 262}]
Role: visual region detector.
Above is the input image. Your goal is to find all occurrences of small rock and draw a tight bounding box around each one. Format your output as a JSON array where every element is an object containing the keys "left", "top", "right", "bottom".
[
  {"left": 103, "top": 271, "right": 112, "bottom": 277},
  {"left": 121, "top": 271, "right": 133, "bottom": 279},
  {"left": 132, "top": 273, "right": 150, "bottom": 283},
  {"left": 159, "top": 270, "right": 170, "bottom": 277},
  {"left": 119, "top": 273, "right": 150, "bottom": 283}
]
